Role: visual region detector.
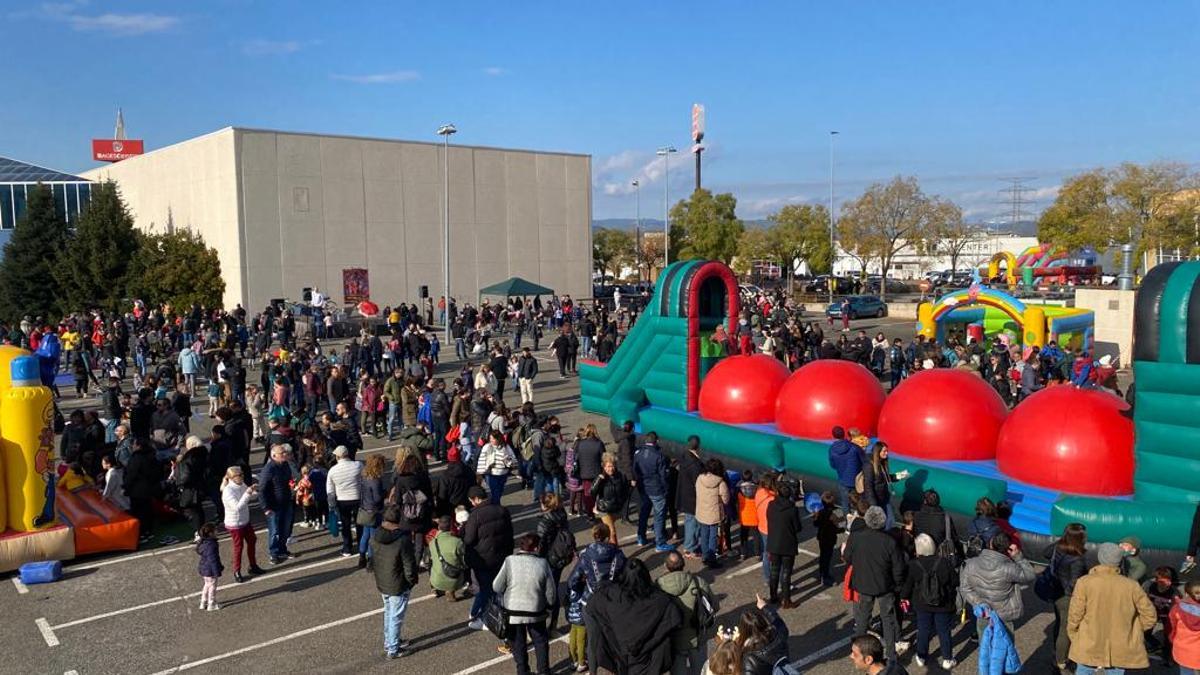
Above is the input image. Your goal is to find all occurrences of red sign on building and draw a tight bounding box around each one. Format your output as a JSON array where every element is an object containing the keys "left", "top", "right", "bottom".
[{"left": 92, "top": 139, "right": 144, "bottom": 162}]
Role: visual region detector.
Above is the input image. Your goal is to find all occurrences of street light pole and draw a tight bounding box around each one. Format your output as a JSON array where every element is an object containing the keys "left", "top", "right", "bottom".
[
  {"left": 632, "top": 179, "right": 642, "bottom": 283},
  {"left": 829, "top": 130, "right": 839, "bottom": 306},
  {"left": 437, "top": 123, "right": 457, "bottom": 345},
  {"left": 657, "top": 146, "right": 677, "bottom": 270}
]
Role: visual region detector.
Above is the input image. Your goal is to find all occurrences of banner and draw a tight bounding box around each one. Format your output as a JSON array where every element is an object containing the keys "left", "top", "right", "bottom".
[
  {"left": 343, "top": 268, "right": 369, "bottom": 303},
  {"left": 92, "top": 139, "right": 144, "bottom": 162}
]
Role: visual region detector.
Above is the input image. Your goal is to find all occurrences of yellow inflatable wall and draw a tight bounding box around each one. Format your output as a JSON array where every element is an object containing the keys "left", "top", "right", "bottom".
[{"left": 2, "top": 356, "right": 55, "bottom": 532}]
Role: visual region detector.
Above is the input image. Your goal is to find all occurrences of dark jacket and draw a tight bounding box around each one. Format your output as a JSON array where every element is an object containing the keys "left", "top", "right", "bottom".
[
  {"left": 517, "top": 355, "right": 538, "bottom": 379},
  {"left": 360, "top": 476, "right": 387, "bottom": 514},
  {"left": 675, "top": 451, "right": 704, "bottom": 514},
  {"left": 463, "top": 502, "right": 514, "bottom": 573},
  {"left": 122, "top": 446, "right": 162, "bottom": 500},
  {"left": 434, "top": 460, "right": 475, "bottom": 516},
  {"left": 196, "top": 538, "right": 223, "bottom": 578},
  {"left": 585, "top": 583, "right": 684, "bottom": 675},
  {"left": 740, "top": 607, "right": 790, "bottom": 675},
  {"left": 258, "top": 459, "right": 293, "bottom": 512},
  {"left": 539, "top": 440, "right": 564, "bottom": 479},
  {"left": 535, "top": 508, "right": 571, "bottom": 569},
  {"left": 373, "top": 524, "right": 419, "bottom": 596},
  {"left": 566, "top": 541, "right": 627, "bottom": 594},
  {"left": 592, "top": 471, "right": 629, "bottom": 514},
  {"left": 392, "top": 471, "right": 432, "bottom": 532},
  {"left": 176, "top": 445, "right": 209, "bottom": 506},
  {"left": 633, "top": 443, "right": 669, "bottom": 497},
  {"left": 860, "top": 459, "right": 895, "bottom": 508},
  {"left": 1043, "top": 544, "right": 1088, "bottom": 596},
  {"left": 844, "top": 527, "right": 906, "bottom": 596},
  {"left": 912, "top": 504, "right": 958, "bottom": 547},
  {"left": 575, "top": 437, "right": 605, "bottom": 481},
  {"left": 900, "top": 554, "right": 959, "bottom": 613},
  {"left": 615, "top": 431, "right": 637, "bottom": 479},
  {"left": 828, "top": 439, "right": 864, "bottom": 487},
  {"left": 766, "top": 497, "right": 803, "bottom": 556}
]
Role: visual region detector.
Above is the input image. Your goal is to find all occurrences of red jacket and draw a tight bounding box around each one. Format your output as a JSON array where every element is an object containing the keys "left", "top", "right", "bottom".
[{"left": 1171, "top": 598, "right": 1200, "bottom": 669}]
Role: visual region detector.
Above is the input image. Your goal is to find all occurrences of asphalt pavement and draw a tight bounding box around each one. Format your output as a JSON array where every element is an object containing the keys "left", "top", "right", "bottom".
[{"left": 0, "top": 317, "right": 1158, "bottom": 674}]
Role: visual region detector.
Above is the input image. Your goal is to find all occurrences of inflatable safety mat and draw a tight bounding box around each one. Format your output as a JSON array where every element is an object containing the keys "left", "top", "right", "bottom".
[
  {"left": 0, "top": 525, "right": 74, "bottom": 573},
  {"left": 55, "top": 489, "right": 140, "bottom": 555}
]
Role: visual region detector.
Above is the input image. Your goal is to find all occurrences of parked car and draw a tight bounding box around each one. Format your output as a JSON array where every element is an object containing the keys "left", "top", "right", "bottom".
[
  {"left": 864, "top": 278, "right": 911, "bottom": 295},
  {"left": 825, "top": 295, "right": 888, "bottom": 319}
]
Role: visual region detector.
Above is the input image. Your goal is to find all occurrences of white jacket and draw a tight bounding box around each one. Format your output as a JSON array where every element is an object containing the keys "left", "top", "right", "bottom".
[
  {"left": 476, "top": 443, "right": 517, "bottom": 476},
  {"left": 222, "top": 482, "right": 255, "bottom": 528},
  {"left": 102, "top": 467, "right": 130, "bottom": 510},
  {"left": 326, "top": 459, "right": 363, "bottom": 502}
]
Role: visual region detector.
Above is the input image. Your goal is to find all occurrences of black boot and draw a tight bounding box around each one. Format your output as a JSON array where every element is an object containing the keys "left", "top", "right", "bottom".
[{"left": 358, "top": 553, "right": 368, "bottom": 569}]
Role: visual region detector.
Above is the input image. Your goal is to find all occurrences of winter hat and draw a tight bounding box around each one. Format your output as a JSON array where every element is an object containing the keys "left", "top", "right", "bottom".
[
  {"left": 864, "top": 506, "right": 887, "bottom": 530},
  {"left": 332, "top": 445, "right": 349, "bottom": 458},
  {"left": 1097, "top": 542, "right": 1123, "bottom": 566}
]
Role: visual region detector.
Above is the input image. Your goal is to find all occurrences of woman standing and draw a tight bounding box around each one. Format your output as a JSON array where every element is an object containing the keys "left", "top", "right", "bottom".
[
  {"left": 565, "top": 429, "right": 584, "bottom": 516},
  {"left": 475, "top": 430, "right": 518, "bottom": 505},
  {"left": 1044, "top": 522, "right": 1089, "bottom": 672},
  {"left": 860, "top": 441, "right": 907, "bottom": 529},
  {"left": 392, "top": 452, "right": 433, "bottom": 567},
  {"left": 590, "top": 454, "right": 628, "bottom": 545},
  {"left": 535, "top": 493, "right": 572, "bottom": 585},
  {"left": 358, "top": 454, "right": 388, "bottom": 570},
  {"left": 220, "top": 466, "right": 264, "bottom": 583},
  {"left": 494, "top": 533, "right": 557, "bottom": 675},
  {"left": 695, "top": 458, "right": 731, "bottom": 568},
  {"left": 325, "top": 446, "right": 364, "bottom": 557},
  {"left": 176, "top": 435, "right": 210, "bottom": 539},
  {"left": 900, "top": 533, "right": 958, "bottom": 670}
]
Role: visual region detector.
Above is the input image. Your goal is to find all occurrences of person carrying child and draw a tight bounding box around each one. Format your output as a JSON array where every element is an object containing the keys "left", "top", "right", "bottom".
[{"left": 196, "top": 523, "right": 224, "bottom": 610}]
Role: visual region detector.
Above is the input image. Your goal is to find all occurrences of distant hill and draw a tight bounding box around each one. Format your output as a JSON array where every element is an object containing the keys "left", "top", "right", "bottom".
[{"left": 592, "top": 218, "right": 770, "bottom": 231}]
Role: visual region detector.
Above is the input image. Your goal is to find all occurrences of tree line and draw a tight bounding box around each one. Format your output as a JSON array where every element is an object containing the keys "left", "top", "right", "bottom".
[{"left": 0, "top": 180, "right": 225, "bottom": 322}]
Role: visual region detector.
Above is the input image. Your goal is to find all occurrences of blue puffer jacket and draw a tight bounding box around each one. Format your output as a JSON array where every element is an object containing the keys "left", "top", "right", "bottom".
[
  {"left": 974, "top": 604, "right": 1021, "bottom": 674},
  {"left": 828, "top": 439, "right": 864, "bottom": 487}
]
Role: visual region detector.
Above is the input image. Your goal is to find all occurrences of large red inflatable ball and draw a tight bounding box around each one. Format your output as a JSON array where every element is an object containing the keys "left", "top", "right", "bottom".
[
  {"left": 698, "top": 354, "right": 792, "bottom": 424},
  {"left": 996, "top": 386, "right": 1134, "bottom": 496},
  {"left": 774, "top": 360, "right": 886, "bottom": 439},
  {"left": 876, "top": 368, "right": 1007, "bottom": 460}
]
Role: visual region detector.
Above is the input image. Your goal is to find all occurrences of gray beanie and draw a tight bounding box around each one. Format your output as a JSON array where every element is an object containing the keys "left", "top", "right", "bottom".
[
  {"left": 1097, "top": 542, "right": 1122, "bottom": 566},
  {"left": 864, "top": 506, "right": 887, "bottom": 530}
]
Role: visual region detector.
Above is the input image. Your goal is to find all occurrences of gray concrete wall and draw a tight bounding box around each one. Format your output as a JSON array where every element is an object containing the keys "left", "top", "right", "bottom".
[
  {"left": 84, "top": 127, "right": 593, "bottom": 313},
  {"left": 1075, "top": 288, "right": 1135, "bottom": 364}
]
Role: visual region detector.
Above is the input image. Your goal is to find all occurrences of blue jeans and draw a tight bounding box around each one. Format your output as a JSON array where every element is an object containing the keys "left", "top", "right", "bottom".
[
  {"left": 761, "top": 531, "right": 771, "bottom": 583},
  {"left": 455, "top": 338, "right": 467, "bottom": 360},
  {"left": 382, "top": 591, "right": 411, "bottom": 655},
  {"left": 1075, "top": 668, "right": 1123, "bottom": 675},
  {"left": 915, "top": 609, "right": 953, "bottom": 661},
  {"left": 837, "top": 483, "right": 853, "bottom": 518},
  {"left": 386, "top": 403, "right": 400, "bottom": 439},
  {"left": 582, "top": 336, "right": 593, "bottom": 358},
  {"left": 105, "top": 419, "right": 119, "bottom": 444},
  {"left": 486, "top": 473, "right": 507, "bottom": 505},
  {"left": 470, "top": 567, "right": 497, "bottom": 619},
  {"left": 266, "top": 503, "right": 294, "bottom": 558},
  {"left": 1181, "top": 668, "right": 1198, "bottom": 675},
  {"left": 637, "top": 493, "right": 667, "bottom": 544},
  {"left": 533, "top": 472, "right": 559, "bottom": 504},
  {"left": 359, "top": 524, "right": 377, "bottom": 557},
  {"left": 682, "top": 514, "right": 700, "bottom": 554},
  {"left": 698, "top": 523, "right": 718, "bottom": 562}
]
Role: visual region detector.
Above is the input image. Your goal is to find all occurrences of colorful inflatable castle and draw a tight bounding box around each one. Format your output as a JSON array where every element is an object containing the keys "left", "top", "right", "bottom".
[
  {"left": 0, "top": 349, "right": 138, "bottom": 572},
  {"left": 916, "top": 285, "right": 1094, "bottom": 349},
  {"left": 581, "top": 259, "right": 1198, "bottom": 552}
]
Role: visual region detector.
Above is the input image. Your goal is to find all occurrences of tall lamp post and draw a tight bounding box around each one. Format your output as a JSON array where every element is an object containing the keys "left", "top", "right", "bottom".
[
  {"left": 632, "top": 179, "right": 642, "bottom": 282},
  {"left": 437, "top": 123, "right": 457, "bottom": 345},
  {"left": 656, "top": 146, "right": 677, "bottom": 269},
  {"left": 828, "top": 130, "right": 839, "bottom": 306}
]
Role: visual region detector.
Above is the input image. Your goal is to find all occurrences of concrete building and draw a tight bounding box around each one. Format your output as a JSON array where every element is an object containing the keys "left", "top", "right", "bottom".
[
  {"left": 81, "top": 127, "right": 592, "bottom": 312},
  {"left": 828, "top": 233, "right": 1040, "bottom": 279},
  {"left": 0, "top": 157, "right": 93, "bottom": 243}
]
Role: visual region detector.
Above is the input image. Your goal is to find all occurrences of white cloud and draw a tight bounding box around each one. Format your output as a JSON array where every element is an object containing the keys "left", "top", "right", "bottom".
[
  {"left": 482, "top": 66, "right": 507, "bottom": 76},
  {"left": 331, "top": 70, "right": 421, "bottom": 84},
  {"left": 243, "top": 39, "right": 315, "bottom": 56},
  {"left": 68, "top": 12, "right": 178, "bottom": 35},
  {"left": 740, "top": 195, "right": 812, "bottom": 218}
]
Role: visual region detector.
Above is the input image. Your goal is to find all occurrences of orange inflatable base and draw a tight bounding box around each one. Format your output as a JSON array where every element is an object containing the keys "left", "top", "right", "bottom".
[
  {"left": 0, "top": 525, "right": 75, "bottom": 573},
  {"left": 55, "top": 489, "right": 140, "bottom": 556}
]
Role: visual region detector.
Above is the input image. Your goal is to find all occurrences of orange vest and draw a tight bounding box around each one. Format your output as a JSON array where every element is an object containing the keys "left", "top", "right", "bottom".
[{"left": 755, "top": 488, "right": 775, "bottom": 534}]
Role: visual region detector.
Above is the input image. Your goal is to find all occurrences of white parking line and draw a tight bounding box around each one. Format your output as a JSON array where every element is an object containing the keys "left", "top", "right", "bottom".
[
  {"left": 46, "top": 553, "right": 351, "bottom": 640},
  {"left": 12, "top": 577, "right": 29, "bottom": 594},
  {"left": 723, "top": 560, "right": 763, "bottom": 578},
  {"left": 64, "top": 670, "right": 79, "bottom": 675},
  {"left": 453, "top": 634, "right": 569, "bottom": 675},
  {"left": 788, "top": 633, "right": 852, "bottom": 670},
  {"left": 35, "top": 618, "right": 59, "bottom": 647}
]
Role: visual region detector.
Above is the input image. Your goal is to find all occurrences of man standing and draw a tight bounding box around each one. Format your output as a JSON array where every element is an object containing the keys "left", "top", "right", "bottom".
[
  {"left": 489, "top": 348, "right": 508, "bottom": 404},
  {"left": 383, "top": 367, "right": 404, "bottom": 441},
  {"left": 828, "top": 426, "right": 863, "bottom": 519},
  {"left": 615, "top": 421, "right": 638, "bottom": 523},
  {"left": 259, "top": 444, "right": 295, "bottom": 564},
  {"left": 844, "top": 506, "right": 906, "bottom": 662},
  {"left": 657, "top": 550, "right": 716, "bottom": 674},
  {"left": 550, "top": 330, "right": 571, "bottom": 378},
  {"left": 464, "top": 486, "right": 514, "bottom": 631},
  {"left": 373, "top": 504, "right": 419, "bottom": 659},
  {"left": 517, "top": 347, "right": 538, "bottom": 405},
  {"left": 428, "top": 378, "right": 451, "bottom": 462},
  {"left": 675, "top": 436, "right": 704, "bottom": 558},
  {"left": 1067, "top": 542, "right": 1158, "bottom": 675},
  {"left": 634, "top": 432, "right": 673, "bottom": 552}
]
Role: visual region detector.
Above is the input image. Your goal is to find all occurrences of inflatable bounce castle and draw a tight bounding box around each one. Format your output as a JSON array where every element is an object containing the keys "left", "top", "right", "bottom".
[
  {"left": 581, "top": 259, "right": 1199, "bottom": 553},
  {"left": 0, "top": 348, "right": 138, "bottom": 572}
]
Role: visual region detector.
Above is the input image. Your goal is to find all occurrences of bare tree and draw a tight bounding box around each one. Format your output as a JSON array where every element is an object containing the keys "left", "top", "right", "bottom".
[{"left": 838, "top": 176, "right": 940, "bottom": 301}]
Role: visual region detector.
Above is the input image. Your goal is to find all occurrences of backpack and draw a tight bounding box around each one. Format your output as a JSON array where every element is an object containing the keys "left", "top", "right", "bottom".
[
  {"left": 965, "top": 521, "right": 1000, "bottom": 559},
  {"left": 936, "top": 512, "right": 961, "bottom": 568},
  {"left": 548, "top": 525, "right": 576, "bottom": 570},
  {"left": 1034, "top": 550, "right": 1065, "bottom": 602},
  {"left": 915, "top": 557, "right": 947, "bottom": 607},
  {"left": 520, "top": 427, "right": 541, "bottom": 462},
  {"left": 690, "top": 576, "right": 718, "bottom": 633},
  {"left": 399, "top": 488, "right": 429, "bottom": 524}
]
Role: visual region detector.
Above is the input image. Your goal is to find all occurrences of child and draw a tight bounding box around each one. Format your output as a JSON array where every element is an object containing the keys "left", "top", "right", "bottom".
[
  {"left": 295, "top": 465, "right": 316, "bottom": 527},
  {"left": 1170, "top": 578, "right": 1200, "bottom": 673},
  {"left": 1145, "top": 566, "right": 1181, "bottom": 665},
  {"left": 207, "top": 379, "right": 221, "bottom": 418},
  {"left": 307, "top": 456, "right": 329, "bottom": 529},
  {"left": 196, "top": 523, "right": 224, "bottom": 610},
  {"left": 736, "top": 470, "right": 759, "bottom": 560},
  {"left": 814, "top": 491, "right": 841, "bottom": 586},
  {"left": 57, "top": 463, "right": 93, "bottom": 492}
]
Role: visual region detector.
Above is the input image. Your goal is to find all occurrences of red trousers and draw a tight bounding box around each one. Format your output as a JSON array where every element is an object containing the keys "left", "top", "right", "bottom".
[{"left": 228, "top": 524, "right": 258, "bottom": 572}]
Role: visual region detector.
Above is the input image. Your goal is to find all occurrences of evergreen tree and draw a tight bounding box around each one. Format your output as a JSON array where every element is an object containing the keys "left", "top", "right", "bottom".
[
  {"left": 54, "top": 181, "right": 140, "bottom": 314},
  {"left": 0, "top": 184, "right": 70, "bottom": 321},
  {"left": 128, "top": 229, "right": 225, "bottom": 309}
]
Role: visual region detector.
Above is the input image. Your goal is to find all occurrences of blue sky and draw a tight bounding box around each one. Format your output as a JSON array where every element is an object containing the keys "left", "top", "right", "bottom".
[{"left": 2, "top": 1, "right": 1197, "bottom": 223}]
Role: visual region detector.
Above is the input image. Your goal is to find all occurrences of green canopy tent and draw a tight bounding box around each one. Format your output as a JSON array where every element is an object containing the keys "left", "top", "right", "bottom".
[{"left": 478, "top": 276, "right": 555, "bottom": 301}]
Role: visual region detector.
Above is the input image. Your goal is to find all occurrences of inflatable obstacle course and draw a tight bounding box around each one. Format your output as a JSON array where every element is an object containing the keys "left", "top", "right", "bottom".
[
  {"left": 583, "top": 259, "right": 1198, "bottom": 551},
  {"left": 916, "top": 285, "right": 1094, "bottom": 349}
]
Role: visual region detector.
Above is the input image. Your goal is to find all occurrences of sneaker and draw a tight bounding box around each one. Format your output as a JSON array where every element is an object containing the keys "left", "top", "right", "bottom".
[
  {"left": 913, "top": 655, "right": 926, "bottom": 668},
  {"left": 576, "top": 664, "right": 588, "bottom": 673},
  {"left": 207, "top": 602, "right": 220, "bottom": 611},
  {"left": 199, "top": 600, "right": 207, "bottom": 610},
  {"left": 895, "top": 641, "right": 910, "bottom": 655},
  {"left": 467, "top": 618, "right": 485, "bottom": 631},
  {"left": 269, "top": 557, "right": 284, "bottom": 565},
  {"left": 655, "top": 544, "right": 676, "bottom": 553},
  {"left": 940, "top": 658, "right": 956, "bottom": 670},
  {"left": 341, "top": 551, "right": 355, "bottom": 558},
  {"left": 637, "top": 537, "right": 647, "bottom": 546},
  {"left": 496, "top": 644, "right": 512, "bottom": 655}
]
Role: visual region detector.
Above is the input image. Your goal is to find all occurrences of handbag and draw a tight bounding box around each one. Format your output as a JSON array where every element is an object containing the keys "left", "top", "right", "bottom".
[
  {"left": 1034, "top": 550, "right": 1064, "bottom": 602},
  {"left": 842, "top": 565, "right": 860, "bottom": 603},
  {"left": 433, "top": 537, "right": 464, "bottom": 579},
  {"left": 482, "top": 595, "right": 546, "bottom": 640},
  {"left": 355, "top": 508, "right": 377, "bottom": 527}
]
